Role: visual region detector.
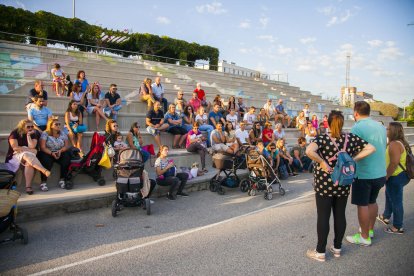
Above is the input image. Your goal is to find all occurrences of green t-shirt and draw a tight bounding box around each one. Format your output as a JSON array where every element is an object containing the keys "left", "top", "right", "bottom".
[{"left": 351, "top": 117, "right": 386, "bottom": 179}]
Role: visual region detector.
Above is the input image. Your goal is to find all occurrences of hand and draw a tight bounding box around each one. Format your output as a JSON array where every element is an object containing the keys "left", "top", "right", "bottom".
[
  {"left": 52, "top": 151, "right": 59, "bottom": 159},
  {"left": 320, "top": 161, "right": 333, "bottom": 174}
]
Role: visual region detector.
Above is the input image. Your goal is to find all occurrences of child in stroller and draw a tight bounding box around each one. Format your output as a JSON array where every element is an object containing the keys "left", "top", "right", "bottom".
[
  {"left": 65, "top": 132, "right": 106, "bottom": 189},
  {"left": 240, "top": 142, "right": 285, "bottom": 200},
  {"left": 111, "top": 148, "right": 156, "bottom": 217},
  {"left": 0, "top": 165, "right": 28, "bottom": 245}
]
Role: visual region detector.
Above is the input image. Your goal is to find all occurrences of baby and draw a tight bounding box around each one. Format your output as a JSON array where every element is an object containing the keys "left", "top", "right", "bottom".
[{"left": 113, "top": 133, "right": 129, "bottom": 149}]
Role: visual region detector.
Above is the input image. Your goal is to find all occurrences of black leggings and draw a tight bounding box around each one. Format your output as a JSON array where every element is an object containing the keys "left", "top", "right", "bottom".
[
  {"left": 187, "top": 142, "right": 207, "bottom": 169},
  {"left": 37, "top": 151, "right": 72, "bottom": 182},
  {"left": 315, "top": 193, "right": 348, "bottom": 253},
  {"left": 156, "top": 172, "right": 188, "bottom": 195}
]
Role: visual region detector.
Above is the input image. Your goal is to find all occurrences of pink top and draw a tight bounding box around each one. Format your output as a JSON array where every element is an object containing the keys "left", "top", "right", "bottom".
[
  {"left": 312, "top": 119, "right": 319, "bottom": 129},
  {"left": 186, "top": 129, "right": 202, "bottom": 148}
]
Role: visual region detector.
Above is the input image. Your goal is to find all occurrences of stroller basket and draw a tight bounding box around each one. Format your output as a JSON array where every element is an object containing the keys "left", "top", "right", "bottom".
[{"left": 212, "top": 153, "right": 234, "bottom": 170}]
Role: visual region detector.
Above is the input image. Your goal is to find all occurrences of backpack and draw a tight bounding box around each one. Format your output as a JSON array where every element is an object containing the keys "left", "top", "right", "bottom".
[
  {"left": 327, "top": 134, "right": 356, "bottom": 187},
  {"left": 398, "top": 143, "right": 414, "bottom": 179}
]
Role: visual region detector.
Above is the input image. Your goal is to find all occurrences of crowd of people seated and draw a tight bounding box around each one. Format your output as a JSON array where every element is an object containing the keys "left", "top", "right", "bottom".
[{"left": 7, "top": 63, "right": 335, "bottom": 197}]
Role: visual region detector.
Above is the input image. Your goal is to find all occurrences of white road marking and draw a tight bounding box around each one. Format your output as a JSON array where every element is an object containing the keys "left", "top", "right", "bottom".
[{"left": 29, "top": 191, "right": 315, "bottom": 276}]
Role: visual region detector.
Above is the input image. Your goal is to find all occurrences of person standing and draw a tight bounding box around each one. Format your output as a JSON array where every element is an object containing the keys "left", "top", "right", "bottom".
[
  {"left": 377, "top": 122, "right": 411, "bottom": 234},
  {"left": 151, "top": 77, "right": 168, "bottom": 113},
  {"left": 306, "top": 110, "right": 375, "bottom": 261},
  {"left": 346, "top": 101, "right": 387, "bottom": 246},
  {"left": 194, "top": 83, "right": 211, "bottom": 112}
]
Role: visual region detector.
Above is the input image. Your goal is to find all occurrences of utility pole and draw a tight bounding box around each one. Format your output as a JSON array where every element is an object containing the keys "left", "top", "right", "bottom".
[{"left": 73, "top": 0, "right": 76, "bottom": 18}]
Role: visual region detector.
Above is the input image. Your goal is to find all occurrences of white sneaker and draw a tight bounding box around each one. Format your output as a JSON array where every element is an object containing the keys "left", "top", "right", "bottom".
[
  {"left": 329, "top": 245, "right": 341, "bottom": 258},
  {"left": 58, "top": 180, "right": 66, "bottom": 189}
]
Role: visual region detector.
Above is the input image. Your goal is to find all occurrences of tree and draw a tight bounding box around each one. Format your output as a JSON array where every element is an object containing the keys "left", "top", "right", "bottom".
[{"left": 406, "top": 99, "right": 414, "bottom": 119}]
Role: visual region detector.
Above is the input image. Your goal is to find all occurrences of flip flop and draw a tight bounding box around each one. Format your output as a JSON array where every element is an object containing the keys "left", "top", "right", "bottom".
[{"left": 384, "top": 227, "right": 404, "bottom": 235}]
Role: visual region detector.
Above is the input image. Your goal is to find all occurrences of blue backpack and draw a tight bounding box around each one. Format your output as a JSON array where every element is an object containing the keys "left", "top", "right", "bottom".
[{"left": 328, "top": 134, "right": 356, "bottom": 187}]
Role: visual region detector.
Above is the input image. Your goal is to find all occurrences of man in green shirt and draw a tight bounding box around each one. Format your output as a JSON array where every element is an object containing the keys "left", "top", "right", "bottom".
[{"left": 346, "top": 101, "right": 386, "bottom": 246}]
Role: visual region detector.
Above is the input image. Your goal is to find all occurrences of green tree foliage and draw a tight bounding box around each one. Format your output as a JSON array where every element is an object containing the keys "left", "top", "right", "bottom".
[
  {"left": 406, "top": 99, "right": 414, "bottom": 119},
  {"left": 0, "top": 5, "right": 219, "bottom": 69},
  {"left": 370, "top": 102, "right": 399, "bottom": 120}
]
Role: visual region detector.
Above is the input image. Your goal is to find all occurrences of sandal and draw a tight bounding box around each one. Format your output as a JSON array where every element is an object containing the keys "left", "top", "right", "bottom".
[
  {"left": 58, "top": 180, "right": 66, "bottom": 189},
  {"left": 384, "top": 227, "right": 404, "bottom": 234},
  {"left": 40, "top": 183, "right": 48, "bottom": 192},
  {"left": 172, "top": 145, "right": 180, "bottom": 149},
  {"left": 25, "top": 187, "right": 34, "bottom": 195},
  {"left": 202, "top": 168, "right": 208, "bottom": 173},
  {"left": 377, "top": 215, "right": 390, "bottom": 225}
]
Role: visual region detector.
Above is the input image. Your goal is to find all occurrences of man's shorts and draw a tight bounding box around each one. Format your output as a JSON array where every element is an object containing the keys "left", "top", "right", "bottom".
[
  {"left": 351, "top": 177, "right": 386, "bottom": 206},
  {"left": 212, "top": 143, "right": 229, "bottom": 152},
  {"left": 146, "top": 126, "right": 160, "bottom": 136},
  {"left": 201, "top": 100, "right": 208, "bottom": 107}
]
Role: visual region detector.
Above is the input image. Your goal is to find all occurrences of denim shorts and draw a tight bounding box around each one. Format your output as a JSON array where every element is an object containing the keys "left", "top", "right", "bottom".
[
  {"left": 146, "top": 126, "right": 160, "bottom": 136},
  {"left": 351, "top": 177, "right": 386, "bottom": 206}
]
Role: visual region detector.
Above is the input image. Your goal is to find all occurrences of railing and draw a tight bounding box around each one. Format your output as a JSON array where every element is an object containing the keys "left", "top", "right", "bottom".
[{"left": 0, "top": 31, "right": 288, "bottom": 83}]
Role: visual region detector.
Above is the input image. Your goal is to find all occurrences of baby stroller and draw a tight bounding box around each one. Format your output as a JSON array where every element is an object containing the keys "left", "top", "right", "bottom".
[
  {"left": 65, "top": 132, "right": 106, "bottom": 189},
  {"left": 111, "top": 148, "right": 154, "bottom": 217},
  {"left": 0, "top": 164, "right": 28, "bottom": 245},
  {"left": 240, "top": 148, "right": 285, "bottom": 200},
  {"left": 209, "top": 148, "right": 247, "bottom": 195}
]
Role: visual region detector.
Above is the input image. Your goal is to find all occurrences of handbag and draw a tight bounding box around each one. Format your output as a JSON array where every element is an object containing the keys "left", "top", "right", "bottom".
[
  {"left": 142, "top": 144, "right": 155, "bottom": 156},
  {"left": 163, "top": 166, "right": 177, "bottom": 177},
  {"left": 98, "top": 146, "right": 112, "bottom": 169},
  {"left": 107, "top": 144, "right": 115, "bottom": 158}
]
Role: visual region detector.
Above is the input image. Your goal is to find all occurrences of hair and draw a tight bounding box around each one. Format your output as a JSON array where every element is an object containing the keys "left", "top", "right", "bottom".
[
  {"left": 66, "top": 100, "right": 80, "bottom": 116},
  {"left": 225, "top": 121, "right": 234, "bottom": 133},
  {"left": 168, "top": 103, "right": 176, "bottom": 113},
  {"left": 76, "top": 70, "right": 85, "bottom": 79},
  {"left": 298, "top": 137, "right": 306, "bottom": 144},
  {"left": 91, "top": 82, "right": 101, "bottom": 99},
  {"left": 34, "top": 95, "right": 44, "bottom": 102},
  {"left": 72, "top": 83, "right": 81, "bottom": 93},
  {"left": 129, "top": 122, "right": 140, "bottom": 136},
  {"left": 45, "top": 117, "right": 60, "bottom": 136},
  {"left": 275, "top": 123, "right": 282, "bottom": 130},
  {"left": 105, "top": 119, "right": 117, "bottom": 133},
  {"left": 266, "top": 142, "right": 277, "bottom": 151},
  {"left": 328, "top": 110, "right": 344, "bottom": 139},
  {"left": 157, "top": 145, "right": 169, "bottom": 158},
  {"left": 144, "top": 78, "right": 152, "bottom": 84},
  {"left": 109, "top": 83, "right": 117, "bottom": 89},
  {"left": 193, "top": 122, "right": 200, "bottom": 128},
  {"left": 228, "top": 96, "right": 236, "bottom": 109},
  {"left": 116, "top": 132, "right": 123, "bottom": 139},
  {"left": 298, "top": 111, "right": 304, "bottom": 117},
  {"left": 53, "top": 63, "right": 61, "bottom": 69},
  {"left": 252, "top": 121, "right": 262, "bottom": 138},
  {"left": 256, "top": 139, "right": 264, "bottom": 146},
  {"left": 198, "top": 106, "right": 205, "bottom": 115},
  {"left": 213, "top": 95, "right": 221, "bottom": 105},
  {"left": 388, "top": 122, "right": 409, "bottom": 149},
  {"left": 305, "top": 104, "right": 309, "bottom": 108},
  {"left": 265, "top": 122, "right": 272, "bottom": 128},
  {"left": 312, "top": 114, "right": 318, "bottom": 120},
  {"left": 16, "top": 119, "right": 34, "bottom": 137},
  {"left": 184, "top": 105, "right": 193, "bottom": 117},
  {"left": 354, "top": 101, "right": 370, "bottom": 116},
  {"left": 276, "top": 139, "right": 285, "bottom": 150},
  {"left": 34, "top": 80, "right": 43, "bottom": 86}
]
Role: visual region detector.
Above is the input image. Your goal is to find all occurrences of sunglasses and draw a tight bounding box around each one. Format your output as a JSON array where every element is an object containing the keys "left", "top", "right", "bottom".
[
  {"left": 113, "top": 125, "right": 119, "bottom": 127},
  {"left": 26, "top": 125, "right": 34, "bottom": 129},
  {"left": 134, "top": 125, "right": 140, "bottom": 128},
  {"left": 54, "top": 123, "right": 61, "bottom": 126}
]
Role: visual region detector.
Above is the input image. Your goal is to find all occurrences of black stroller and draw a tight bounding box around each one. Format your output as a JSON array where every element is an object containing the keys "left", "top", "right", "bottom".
[
  {"left": 111, "top": 148, "right": 155, "bottom": 217},
  {"left": 0, "top": 164, "right": 28, "bottom": 245},
  {"left": 240, "top": 148, "right": 285, "bottom": 200},
  {"left": 209, "top": 149, "right": 247, "bottom": 195}
]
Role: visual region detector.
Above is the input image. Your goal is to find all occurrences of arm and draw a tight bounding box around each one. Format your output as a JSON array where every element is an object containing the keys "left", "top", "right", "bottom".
[
  {"left": 64, "top": 112, "right": 74, "bottom": 135},
  {"left": 126, "top": 133, "right": 137, "bottom": 150},
  {"left": 385, "top": 142, "right": 400, "bottom": 179},
  {"left": 293, "top": 149, "right": 303, "bottom": 166},
  {"left": 115, "top": 96, "right": 122, "bottom": 106},
  {"left": 354, "top": 143, "right": 376, "bottom": 163},
  {"left": 78, "top": 112, "right": 83, "bottom": 125},
  {"left": 209, "top": 116, "right": 217, "bottom": 127},
  {"left": 155, "top": 162, "right": 173, "bottom": 176},
  {"left": 306, "top": 142, "right": 332, "bottom": 173}
]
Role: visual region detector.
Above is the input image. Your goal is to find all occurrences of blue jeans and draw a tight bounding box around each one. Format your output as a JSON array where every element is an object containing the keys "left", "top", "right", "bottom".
[
  {"left": 141, "top": 149, "right": 150, "bottom": 163},
  {"left": 199, "top": 124, "right": 214, "bottom": 147},
  {"left": 104, "top": 105, "right": 122, "bottom": 120},
  {"left": 383, "top": 171, "right": 410, "bottom": 229}
]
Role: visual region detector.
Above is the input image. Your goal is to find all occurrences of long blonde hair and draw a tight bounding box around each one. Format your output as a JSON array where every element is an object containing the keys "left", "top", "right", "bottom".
[
  {"left": 105, "top": 119, "right": 117, "bottom": 133},
  {"left": 45, "top": 117, "right": 60, "bottom": 136},
  {"left": 16, "top": 119, "right": 33, "bottom": 137}
]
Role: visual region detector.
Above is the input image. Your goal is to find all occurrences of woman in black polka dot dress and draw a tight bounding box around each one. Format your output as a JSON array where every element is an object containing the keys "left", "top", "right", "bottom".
[{"left": 305, "top": 111, "right": 376, "bottom": 262}]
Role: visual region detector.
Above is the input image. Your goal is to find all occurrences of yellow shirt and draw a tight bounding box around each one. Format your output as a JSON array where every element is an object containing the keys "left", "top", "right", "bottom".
[{"left": 385, "top": 141, "right": 407, "bottom": 176}]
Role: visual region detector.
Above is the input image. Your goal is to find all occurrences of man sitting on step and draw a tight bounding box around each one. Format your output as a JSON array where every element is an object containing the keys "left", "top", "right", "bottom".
[
  {"left": 27, "top": 95, "right": 52, "bottom": 132},
  {"left": 146, "top": 101, "right": 169, "bottom": 148},
  {"left": 151, "top": 77, "right": 168, "bottom": 113},
  {"left": 104, "top": 84, "right": 122, "bottom": 121}
]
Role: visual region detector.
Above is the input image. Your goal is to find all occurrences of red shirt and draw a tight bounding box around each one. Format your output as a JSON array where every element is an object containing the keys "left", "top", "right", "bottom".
[
  {"left": 188, "top": 98, "right": 201, "bottom": 112},
  {"left": 262, "top": 128, "right": 273, "bottom": 143},
  {"left": 194, "top": 88, "right": 205, "bottom": 100}
]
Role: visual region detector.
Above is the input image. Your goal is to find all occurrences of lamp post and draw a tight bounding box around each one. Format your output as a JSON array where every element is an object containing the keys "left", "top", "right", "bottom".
[
  {"left": 402, "top": 100, "right": 406, "bottom": 119},
  {"left": 73, "top": 0, "right": 76, "bottom": 18}
]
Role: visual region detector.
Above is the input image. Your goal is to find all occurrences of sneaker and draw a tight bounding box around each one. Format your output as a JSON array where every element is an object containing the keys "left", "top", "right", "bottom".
[
  {"left": 377, "top": 215, "right": 390, "bottom": 226},
  {"left": 359, "top": 227, "right": 374, "bottom": 238},
  {"left": 58, "top": 180, "right": 66, "bottom": 189},
  {"left": 177, "top": 191, "right": 189, "bottom": 197},
  {"left": 166, "top": 193, "right": 176, "bottom": 200},
  {"left": 329, "top": 245, "right": 341, "bottom": 258},
  {"left": 306, "top": 249, "right": 325, "bottom": 262},
  {"left": 40, "top": 183, "right": 48, "bottom": 192},
  {"left": 149, "top": 199, "right": 155, "bottom": 204},
  {"left": 104, "top": 111, "right": 111, "bottom": 117},
  {"left": 346, "top": 233, "right": 371, "bottom": 246}
]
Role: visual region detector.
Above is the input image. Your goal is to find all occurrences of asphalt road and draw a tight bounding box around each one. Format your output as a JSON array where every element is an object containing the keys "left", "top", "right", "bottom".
[{"left": 1, "top": 175, "right": 413, "bottom": 275}]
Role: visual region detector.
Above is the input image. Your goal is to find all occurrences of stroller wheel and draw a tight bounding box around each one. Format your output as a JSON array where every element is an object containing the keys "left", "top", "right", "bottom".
[
  {"left": 240, "top": 179, "right": 250, "bottom": 193},
  {"left": 65, "top": 180, "right": 73, "bottom": 190},
  {"left": 217, "top": 186, "right": 225, "bottom": 195},
  {"left": 145, "top": 198, "right": 151, "bottom": 216},
  {"left": 248, "top": 189, "right": 256, "bottom": 196},
  {"left": 209, "top": 178, "right": 218, "bottom": 192},
  {"left": 97, "top": 178, "right": 106, "bottom": 186},
  {"left": 279, "top": 187, "right": 286, "bottom": 196},
  {"left": 112, "top": 171, "right": 117, "bottom": 180},
  {"left": 265, "top": 191, "right": 273, "bottom": 200},
  {"left": 19, "top": 227, "right": 29, "bottom": 245},
  {"left": 111, "top": 200, "right": 118, "bottom": 217}
]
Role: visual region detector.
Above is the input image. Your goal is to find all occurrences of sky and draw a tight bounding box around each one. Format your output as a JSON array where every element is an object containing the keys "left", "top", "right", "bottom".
[{"left": 3, "top": 0, "right": 414, "bottom": 107}]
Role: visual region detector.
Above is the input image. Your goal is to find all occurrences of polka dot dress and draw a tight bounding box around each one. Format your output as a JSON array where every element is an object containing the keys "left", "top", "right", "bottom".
[{"left": 313, "top": 133, "right": 368, "bottom": 197}]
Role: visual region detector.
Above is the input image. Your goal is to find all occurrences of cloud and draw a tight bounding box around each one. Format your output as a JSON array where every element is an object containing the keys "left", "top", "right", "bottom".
[
  {"left": 277, "top": 45, "right": 293, "bottom": 55},
  {"left": 15, "top": 1, "right": 26, "bottom": 9},
  {"left": 317, "top": 5, "right": 336, "bottom": 16},
  {"left": 239, "top": 48, "right": 250, "bottom": 54},
  {"left": 367, "top": 40, "right": 383, "bottom": 48},
  {"left": 297, "top": 64, "right": 314, "bottom": 72},
  {"left": 196, "top": 2, "right": 227, "bottom": 15},
  {"left": 327, "top": 9, "right": 352, "bottom": 26},
  {"left": 300, "top": 37, "right": 316, "bottom": 44},
  {"left": 259, "top": 17, "right": 269, "bottom": 28},
  {"left": 239, "top": 20, "right": 251, "bottom": 29},
  {"left": 410, "top": 57, "right": 414, "bottom": 64},
  {"left": 258, "top": 35, "right": 276, "bottom": 43},
  {"left": 386, "top": 41, "right": 395, "bottom": 47},
  {"left": 156, "top": 16, "right": 171, "bottom": 25},
  {"left": 379, "top": 46, "right": 403, "bottom": 60}
]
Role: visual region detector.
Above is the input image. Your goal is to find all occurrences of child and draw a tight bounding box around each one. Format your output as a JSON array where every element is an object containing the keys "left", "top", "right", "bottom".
[
  {"left": 303, "top": 104, "right": 311, "bottom": 122},
  {"left": 323, "top": 114, "right": 329, "bottom": 129},
  {"left": 114, "top": 133, "right": 129, "bottom": 150},
  {"left": 51, "top": 63, "right": 66, "bottom": 96},
  {"left": 311, "top": 114, "right": 319, "bottom": 129},
  {"left": 226, "top": 108, "right": 238, "bottom": 129}
]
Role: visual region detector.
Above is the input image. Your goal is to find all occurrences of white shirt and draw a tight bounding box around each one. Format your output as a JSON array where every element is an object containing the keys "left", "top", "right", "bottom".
[
  {"left": 235, "top": 128, "right": 249, "bottom": 144},
  {"left": 226, "top": 114, "right": 238, "bottom": 129},
  {"left": 243, "top": 113, "right": 256, "bottom": 125},
  {"left": 263, "top": 103, "right": 276, "bottom": 116},
  {"left": 303, "top": 108, "right": 310, "bottom": 118},
  {"left": 151, "top": 83, "right": 164, "bottom": 98},
  {"left": 196, "top": 114, "right": 208, "bottom": 125}
]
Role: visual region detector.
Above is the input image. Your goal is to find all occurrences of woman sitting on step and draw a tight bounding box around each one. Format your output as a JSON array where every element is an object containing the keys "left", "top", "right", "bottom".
[
  {"left": 5, "top": 119, "right": 51, "bottom": 194},
  {"left": 186, "top": 122, "right": 208, "bottom": 173},
  {"left": 87, "top": 82, "right": 109, "bottom": 131},
  {"left": 126, "top": 122, "right": 150, "bottom": 163},
  {"left": 64, "top": 100, "right": 86, "bottom": 153},
  {"left": 37, "top": 117, "right": 72, "bottom": 190}
]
